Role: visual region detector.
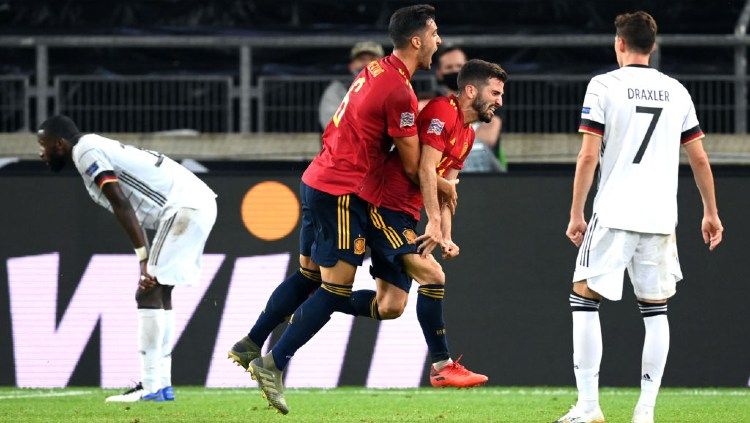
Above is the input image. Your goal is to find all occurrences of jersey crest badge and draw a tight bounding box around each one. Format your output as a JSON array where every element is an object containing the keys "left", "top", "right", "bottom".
[
  {"left": 85, "top": 162, "right": 99, "bottom": 176},
  {"left": 403, "top": 229, "right": 417, "bottom": 245},
  {"left": 367, "top": 61, "right": 384, "bottom": 77},
  {"left": 426, "top": 118, "right": 445, "bottom": 135},
  {"left": 354, "top": 237, "right": 366, "bottom": 255},
  {"left": 400, "top": 112, "right": 415, "bottom": 128},
  {"left": 581, "top": 106, "right": 591, "bottom": 115}
]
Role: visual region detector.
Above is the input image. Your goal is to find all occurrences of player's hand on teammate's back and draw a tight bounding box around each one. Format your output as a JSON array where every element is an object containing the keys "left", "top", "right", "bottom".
[
  {"left": 566, "top": 216, "right": 588, "bottom": 247},
  {"left": 701, "top": 214, "right": 724, "bottom": 251},
  {"left": 441, "top": 240, "right": 460, "bottom": 260},
  {"left": 417, "top": 220, "right": 444, "bottom": 257}
]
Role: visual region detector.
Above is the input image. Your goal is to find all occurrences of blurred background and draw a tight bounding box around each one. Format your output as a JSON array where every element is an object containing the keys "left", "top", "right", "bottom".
[{"left": 0, "top": 0, "right": 749, "bottom": 390}]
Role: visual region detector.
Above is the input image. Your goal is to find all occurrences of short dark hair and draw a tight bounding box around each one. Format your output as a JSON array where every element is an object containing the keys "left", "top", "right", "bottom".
[
  {"left": 388, "top": 4, "right": 436, "bottom": 49},
  {"left": 457, "top": 59, "right": 508, "bottom": 91},
  {"left": 38, "top": 115, "right": 82, "bottom": 144},
  {"left": 615, "top": 11, "right": 657, "bottom": 54}
]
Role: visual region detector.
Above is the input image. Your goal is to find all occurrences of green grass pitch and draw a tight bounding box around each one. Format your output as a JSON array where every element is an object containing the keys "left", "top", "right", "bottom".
[{"left": 1, "top": 387, "right": 749, "bottom": 422}]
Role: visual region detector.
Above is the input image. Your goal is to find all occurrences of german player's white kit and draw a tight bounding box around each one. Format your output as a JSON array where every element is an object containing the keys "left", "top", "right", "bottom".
[
  {"left": 573, "top": 64, "right": 704, "bottom": 301},
  {"left": 72, "top": 133, "right": 217, "bottom": 286}
]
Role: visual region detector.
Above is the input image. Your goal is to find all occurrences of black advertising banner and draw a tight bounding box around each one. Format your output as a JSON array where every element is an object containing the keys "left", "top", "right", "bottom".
[{"left": 0, "top": 170, "right": 747, "bottom": 387}]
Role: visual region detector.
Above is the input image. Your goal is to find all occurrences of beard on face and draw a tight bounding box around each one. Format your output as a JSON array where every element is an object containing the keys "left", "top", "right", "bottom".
[
  {"left": 47, "top": 153, "right": 67, "bottom": 172},
  {"left": 472, "top": 96, "right": 494, "bottom": 123}
]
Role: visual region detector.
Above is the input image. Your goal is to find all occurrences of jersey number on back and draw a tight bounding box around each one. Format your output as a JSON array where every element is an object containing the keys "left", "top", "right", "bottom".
[
  {"left": 331, "top": 77, "right": 366, "bottom": 127},
  {"left": 632, "top": 106, "right": 663, "bottom": 164}
]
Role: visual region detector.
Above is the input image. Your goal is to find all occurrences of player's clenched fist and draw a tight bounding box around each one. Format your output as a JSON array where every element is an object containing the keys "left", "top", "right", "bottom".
[{"left": 566, "top": 216, "right": 588, "bottom": 247}]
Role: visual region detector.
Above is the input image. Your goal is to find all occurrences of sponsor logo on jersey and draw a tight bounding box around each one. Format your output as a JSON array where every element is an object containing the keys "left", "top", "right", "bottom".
[
  {"left": 581, "top": 106, "right": 591, "bottom": 115},
  {"left": 403, "top": 229, "right": 417, "bottom": 245},
  {"left": 426, "top": 119, "right": 445, "bottom": 135},
  {"left": 400, "top": 112, "right": 415, "bottom": 128},
  {"left": 354, "top": 237, "right": 366, "bottom": 255},
  {"left": 85, "top": 162, "right": 99, "bottom": 176}
]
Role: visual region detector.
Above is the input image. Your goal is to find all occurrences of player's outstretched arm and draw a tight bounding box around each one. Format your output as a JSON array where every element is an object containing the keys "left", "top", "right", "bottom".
[
  {"left": 101, "top": 182, "right": 156, "bottom": 287},
  {"left": 566, "top": 133, "right": 601, "bottom": 247},
  {"left": 684, "top": 139, "right": 723, "bottom": 251}
]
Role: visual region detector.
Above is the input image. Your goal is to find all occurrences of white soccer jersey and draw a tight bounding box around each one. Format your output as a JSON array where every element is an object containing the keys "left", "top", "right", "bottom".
[
  {"left": 71, "top": 134, "right": 217, "bottom": 230},
  {"left": 579, "top": 64, "right": 704, "bottom": 234}
]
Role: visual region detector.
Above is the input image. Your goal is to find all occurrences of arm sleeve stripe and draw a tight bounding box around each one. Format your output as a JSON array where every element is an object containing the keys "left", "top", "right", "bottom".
[
  {"left": 579, "top": 118, "right": 605, "bottom": 136},
  {"left": 94, "top": 171, "right": 118, "bottom": 188},
  {"left": 681, "top": 125, "right": 704, "bottom": 144}
]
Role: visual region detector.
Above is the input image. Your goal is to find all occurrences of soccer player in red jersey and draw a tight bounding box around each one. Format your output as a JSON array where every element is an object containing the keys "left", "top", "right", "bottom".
[
  {"left": 233, "top": 5, "right": 444, "bottom": 414},
  {"left": 345, "top": 59, "right": 507, "bottom": 387}
]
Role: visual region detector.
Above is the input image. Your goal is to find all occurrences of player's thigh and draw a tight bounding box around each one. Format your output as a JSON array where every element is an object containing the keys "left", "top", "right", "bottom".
[
  {"left": 148, "top": 204, "right": 215, "bottom": 287},
  {"left": 367, "top": 206, "right": 419, "bottom": 292},
  {"left": 572, "top": 219, "right": 638, "bottom": 301},
  {"left": 302, "top": 182, "right": 368, "bottom": 283},
  {"left": 628, "top": 232, "right": 682, "bottom": 302}
]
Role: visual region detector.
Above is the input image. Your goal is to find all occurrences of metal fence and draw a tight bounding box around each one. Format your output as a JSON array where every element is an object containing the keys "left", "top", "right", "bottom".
[
  {"left": 256, "top": 74, "right": 740, "bottom": 134},
  {"left": 257, "top": 75, "right": 436, "bottom": 132},
  {"left": 0, "top": 76, "right": 28, "bottom": 132},
  {"left": 1, "top": 29, "right": 750, "bottom": 134},
  {"left": 54, "top": 76, "right": 233, "bottom": 133},
  {"left": 502, "top": 75, "right": 740, "bottom": 134}
]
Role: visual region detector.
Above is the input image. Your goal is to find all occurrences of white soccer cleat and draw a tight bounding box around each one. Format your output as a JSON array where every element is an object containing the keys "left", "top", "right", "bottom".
[
  {"left": 105, "top": 382, "right": 145, "bottom": 403},
  {"left": 632, "top": 405, "right": 654, "bottom": 423},
  {"left": 554, "top": 405, "right": 606, "bottom": 423}
]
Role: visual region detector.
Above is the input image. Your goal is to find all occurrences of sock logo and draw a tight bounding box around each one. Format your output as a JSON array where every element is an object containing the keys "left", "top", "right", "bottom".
[{"left": 642, "top": 373, "right": 652, "bottom": 382}]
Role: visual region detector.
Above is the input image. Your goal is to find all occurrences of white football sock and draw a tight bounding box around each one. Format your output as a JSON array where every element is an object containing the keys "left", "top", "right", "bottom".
[
  {"left": 637, "top": 306, "right": 669, "bottom": 409},
  {"left": 570, "top": 293, "right": 603, "bottom": 412},
  {"left": 161, "top": 309, "right": 175, "bottom": 389},
  {"left": 433, "top": 358, "right": 453, "bottom": 370},
  {"left": 138, "top": 308, "right": 165, "bottom": 395}
]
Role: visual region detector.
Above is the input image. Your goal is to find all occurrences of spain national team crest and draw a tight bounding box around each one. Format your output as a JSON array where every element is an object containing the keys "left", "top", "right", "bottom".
[
  {"left": 400, "top": 112, "right": 415, "bottom": 128},
  {"left": 354, "top": 237, "right": 366, "bottom": 255},
  {"left": 426, "top": 118, "right": 445, "bottom": 135},
  {"left": 403, "top": 229, "right": 417, "bottom": 245}
]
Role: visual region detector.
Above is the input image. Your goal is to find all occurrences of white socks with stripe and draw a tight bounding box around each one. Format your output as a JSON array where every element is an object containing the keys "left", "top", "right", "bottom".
[
  {"left": 570, "top": 292, "right": 602, "bottom": 413},
  {"left": 138, "top": 309, "right": 165, "bottom": 394},
  {"left": 637, "top": 302, "right": 670, "bottom": 411},
  {"left": 161, "top": 309, "right": 175, "bottom": 389}
]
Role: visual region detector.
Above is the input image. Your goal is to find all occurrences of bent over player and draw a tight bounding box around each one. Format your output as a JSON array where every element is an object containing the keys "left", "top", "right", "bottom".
[
  {"left": 554, "top": 12, "right": 723, "bottom": 423},
  {"left": 37, "top": 115, "right": 217, "bottom": 402}
]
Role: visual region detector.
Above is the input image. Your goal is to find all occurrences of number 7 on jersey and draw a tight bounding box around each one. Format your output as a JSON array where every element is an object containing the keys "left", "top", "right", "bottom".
[{"left": 632, "top": 106, "right": 663, "bottom": 164}]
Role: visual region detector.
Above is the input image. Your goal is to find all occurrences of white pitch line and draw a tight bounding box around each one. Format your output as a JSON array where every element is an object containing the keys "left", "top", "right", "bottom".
[
  {"left": 0, "top": 390, "right": 94, "bottom": 400},
  {"left": 178, "top": 388, "right": 750, "bottom": 397}
]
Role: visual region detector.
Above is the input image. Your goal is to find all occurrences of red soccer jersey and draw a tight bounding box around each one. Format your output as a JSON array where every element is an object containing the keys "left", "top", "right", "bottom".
[
  {"left": 380, "top": 95, "right": 475, "bottom": 220},
  {"left": 302, "top": 55, "right": 418, "bottom": 205}
]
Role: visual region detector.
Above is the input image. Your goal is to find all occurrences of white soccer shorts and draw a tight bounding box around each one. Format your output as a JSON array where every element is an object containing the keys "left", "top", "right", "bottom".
[
  {"left": 147, "top": 200, "right": 217, "bottom": 286},
  {"left": 572, "top": 215, "right": 682, "bottom": 301}
]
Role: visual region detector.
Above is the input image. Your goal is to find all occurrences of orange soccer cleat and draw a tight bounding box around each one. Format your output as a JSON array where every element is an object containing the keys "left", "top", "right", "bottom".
[{"left": 429, "top": 356, "right": 488, "bottom": 388}]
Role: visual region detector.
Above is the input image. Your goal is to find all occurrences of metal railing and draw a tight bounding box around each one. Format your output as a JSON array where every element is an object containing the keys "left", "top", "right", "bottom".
[
  {"left": 0, "top": 76, "right": 29, "bottom": 132},
  {"left": 503, "top": 75, "right": 741, "bottom": 134},
  {"left": 0, "top": 29, "right": 749, "bottom": 133},
  {"left": 54, "top": 75, "right": 233, "bottom": 133},
  {"left": 257, "top": 75, "right": 436, "bottom": 133}
]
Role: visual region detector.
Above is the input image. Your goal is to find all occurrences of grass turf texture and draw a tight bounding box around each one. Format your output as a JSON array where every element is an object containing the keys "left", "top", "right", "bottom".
[{"left": 1, "top": 387, "right": 749, "bottom": 422}]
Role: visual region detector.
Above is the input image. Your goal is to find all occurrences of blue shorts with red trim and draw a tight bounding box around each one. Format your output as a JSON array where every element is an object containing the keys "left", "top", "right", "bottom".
[
  {"left": 299, "top": 181, "right": 369, "bottom": 268},
  {"left": 366, "top": 205, "right": 418, "bottom": 292}
]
